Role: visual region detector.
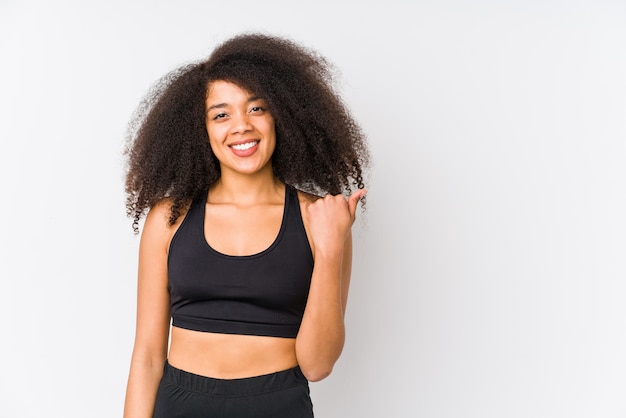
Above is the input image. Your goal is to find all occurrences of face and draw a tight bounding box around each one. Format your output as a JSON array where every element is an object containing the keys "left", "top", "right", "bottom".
[{"left": 205, "top": 80, "right": 276, "bottom": 177}]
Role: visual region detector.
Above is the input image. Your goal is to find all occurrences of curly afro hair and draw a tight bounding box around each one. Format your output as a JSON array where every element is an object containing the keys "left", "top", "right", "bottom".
[{"left": 124, "top": 32, "right": 370, "bottom": 232}]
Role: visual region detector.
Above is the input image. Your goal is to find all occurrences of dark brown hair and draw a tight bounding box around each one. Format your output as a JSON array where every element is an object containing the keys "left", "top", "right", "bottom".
[{"left": 124, "top": 32, "right": 370, "bottom": 232}]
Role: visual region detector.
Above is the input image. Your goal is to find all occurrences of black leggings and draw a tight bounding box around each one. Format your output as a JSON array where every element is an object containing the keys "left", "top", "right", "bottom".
[{"left": 153, "top": 361, "right": 314, "bottom": 418}]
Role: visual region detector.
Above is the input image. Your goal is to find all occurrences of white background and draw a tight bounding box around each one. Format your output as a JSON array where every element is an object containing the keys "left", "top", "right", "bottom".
[{"left": 1, "top": 1, "right": 625, "bottom": 417}]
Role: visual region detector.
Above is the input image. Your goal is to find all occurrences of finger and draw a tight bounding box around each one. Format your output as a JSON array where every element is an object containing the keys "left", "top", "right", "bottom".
[{"left": 348, "top": 189, "right": 368, "bottom": 217}]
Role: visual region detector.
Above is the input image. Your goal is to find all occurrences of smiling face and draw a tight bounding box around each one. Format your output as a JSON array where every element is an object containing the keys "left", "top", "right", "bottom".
[{"left": 205, "top": 80, "right": 276, "bottom": 178}]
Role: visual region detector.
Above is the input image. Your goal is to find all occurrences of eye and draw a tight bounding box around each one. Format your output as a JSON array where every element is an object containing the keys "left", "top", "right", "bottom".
[
  {"left": 250, "top": 106, "right": 265, "bottom": 113},
  {"left": 212, "top": 112, "right": 227, "bottom": 120}
]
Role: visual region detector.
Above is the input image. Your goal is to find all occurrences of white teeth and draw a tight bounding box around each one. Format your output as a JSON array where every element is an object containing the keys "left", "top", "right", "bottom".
[{"left": 231, "top": 141, "right": 258, "bottom": 151}]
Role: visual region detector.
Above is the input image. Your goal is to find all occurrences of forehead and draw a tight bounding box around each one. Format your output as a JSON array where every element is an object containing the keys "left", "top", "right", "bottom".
[{"left": 206, "top": 80, "right": 255, "bottom": 100}]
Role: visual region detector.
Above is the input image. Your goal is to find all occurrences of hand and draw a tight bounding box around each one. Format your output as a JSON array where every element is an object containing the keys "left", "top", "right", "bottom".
[{"left": 306, "top": 189, "right": 367, "bottom": 255}]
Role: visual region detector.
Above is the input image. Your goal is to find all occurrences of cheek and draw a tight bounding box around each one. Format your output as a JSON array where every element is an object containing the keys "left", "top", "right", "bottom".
[
  {"left": 205, "top": 130, "right": 221, "bottom": 154},
  {"left": 264, "top": 119, "right": 276, "bottom": 139},
  {"left": 206, "top": 124, "right": 223, "bottom": 144},
  {"left": 207, "top": 137, "right": 218, "bottom": 153}
]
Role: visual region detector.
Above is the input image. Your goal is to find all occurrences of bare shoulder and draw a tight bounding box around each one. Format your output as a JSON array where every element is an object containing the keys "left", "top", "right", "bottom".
[
  {"left": 142, "top": 197, "right": 192, "bottom": 250},
  {"left": 294, "top": 189, "right": 321, "bottom": 232},
  {"left": 145, "top": 197, "right": 187, "bottom": 226},
  {"left": 295, "top": 189, "right": 322, "bottom": 208}
]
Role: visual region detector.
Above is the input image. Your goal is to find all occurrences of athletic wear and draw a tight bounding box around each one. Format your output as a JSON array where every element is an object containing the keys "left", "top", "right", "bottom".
[
  {"left": 153, "top": 361, "right": 314, "bottom": 418},
  {"left": 167, "top": 185, "right": 314, "bottom": 338}
]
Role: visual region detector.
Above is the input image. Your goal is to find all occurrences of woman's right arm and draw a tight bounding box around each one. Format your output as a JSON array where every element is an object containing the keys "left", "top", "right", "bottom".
[{"left": 123, "top": 202, "right": 173, "bottom": 418}]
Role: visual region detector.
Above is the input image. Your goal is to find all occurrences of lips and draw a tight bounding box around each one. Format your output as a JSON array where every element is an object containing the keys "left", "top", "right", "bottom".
[{"left": 229, "top": 140, "right": 259, "bottom": 157}]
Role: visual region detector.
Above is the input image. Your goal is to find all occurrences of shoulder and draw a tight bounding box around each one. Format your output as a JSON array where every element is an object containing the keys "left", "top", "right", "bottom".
[
  {"left": 145, "top": 197, "right": 190, "bottom": 226},
  {"left": 141, "top": 197, "right": 193, "bottom": 251},
  {"left": 292, "top": 188, "right": 322, "bottom": 234},
  {"left": 294, "top": 188, "right": 322, "bottom": 208}
]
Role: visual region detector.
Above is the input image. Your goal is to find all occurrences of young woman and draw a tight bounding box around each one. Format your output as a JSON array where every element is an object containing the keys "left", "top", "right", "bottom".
[{"left": 123, "top": 32, "right": 370, "bottom": 418}]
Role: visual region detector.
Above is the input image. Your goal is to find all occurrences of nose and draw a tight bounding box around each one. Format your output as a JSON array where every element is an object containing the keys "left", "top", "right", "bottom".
[{"left": 231, "top": 112, "right": 253, "bottom": 134}]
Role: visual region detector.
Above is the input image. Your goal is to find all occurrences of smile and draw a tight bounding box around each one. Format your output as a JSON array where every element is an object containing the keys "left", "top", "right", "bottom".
[{"left": 230, "top": 141, "right": 259, "bottom": 151}]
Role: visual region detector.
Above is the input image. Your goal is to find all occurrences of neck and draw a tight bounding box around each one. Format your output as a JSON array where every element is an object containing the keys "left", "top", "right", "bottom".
[{"left": 210, "top": 167, "right": 283, "bottom": 205}]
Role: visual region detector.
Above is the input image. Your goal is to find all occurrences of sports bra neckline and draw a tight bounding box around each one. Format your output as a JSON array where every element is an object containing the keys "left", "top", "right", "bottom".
[{"left": 199, "top": 185, "right": 292, "bottom": 259}]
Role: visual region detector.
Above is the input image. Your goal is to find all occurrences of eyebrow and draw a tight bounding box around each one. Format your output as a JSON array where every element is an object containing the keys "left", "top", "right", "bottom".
[{"left": 206, "top": 96, "right": 263, "bottom": 112}]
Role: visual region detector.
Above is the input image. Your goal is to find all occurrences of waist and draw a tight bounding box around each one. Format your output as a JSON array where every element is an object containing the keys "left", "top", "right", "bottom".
[
  {"left": 168, "top": 326, "right": 298, "bottom": 379},
  {"left": 160, "top": 360, "right": 307, "bottom": 395}
]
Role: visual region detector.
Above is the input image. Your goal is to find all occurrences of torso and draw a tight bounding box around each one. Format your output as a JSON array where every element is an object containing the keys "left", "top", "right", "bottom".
[
  {"left": 166, "top": 182, "right": 316, "bottom": 378},
  {"left": 168, "top": 328, "right": 298, "bottom": 378}
]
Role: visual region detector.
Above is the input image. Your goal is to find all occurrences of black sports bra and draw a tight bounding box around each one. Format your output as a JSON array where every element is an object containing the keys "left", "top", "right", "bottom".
[{"left": 167, "top": 185, "right": 313, "bottom": 338}]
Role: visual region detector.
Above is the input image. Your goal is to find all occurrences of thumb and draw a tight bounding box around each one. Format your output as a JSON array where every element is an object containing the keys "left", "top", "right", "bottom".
[{"left": 348, "top": 189, "right": 368, "bottom": 218}]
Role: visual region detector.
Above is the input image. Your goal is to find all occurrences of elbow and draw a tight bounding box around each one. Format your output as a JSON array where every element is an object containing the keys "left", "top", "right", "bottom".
[
  {"left": 300, "top": 363, "right": 334, "bottom": 382},
  {"left": 295, "top": 331, "right": 344, "bottom": 381}
]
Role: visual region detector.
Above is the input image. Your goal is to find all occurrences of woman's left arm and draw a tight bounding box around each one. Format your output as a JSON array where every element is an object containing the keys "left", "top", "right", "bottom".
[{"left": 295, "top": 190, "right": 366, "bottom": 382}]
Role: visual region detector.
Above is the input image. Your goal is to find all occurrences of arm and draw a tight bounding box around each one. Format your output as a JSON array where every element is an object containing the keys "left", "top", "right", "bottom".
[
  {"left": 295, "top": 190, "right": 366, "bottom": 382},
  {"left": 123, "top": 202, "right": 173, "bottom": 418}
]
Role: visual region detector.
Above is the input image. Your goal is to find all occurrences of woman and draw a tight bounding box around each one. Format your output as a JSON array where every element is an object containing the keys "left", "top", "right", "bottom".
[{"left": 123, "top": 32, "right": 370, "bottom": 417}]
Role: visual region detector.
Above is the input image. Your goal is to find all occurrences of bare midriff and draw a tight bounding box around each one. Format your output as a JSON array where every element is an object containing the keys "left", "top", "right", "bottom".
[{"left": 167, "top": 326, "right": 298, "bottom": 379}]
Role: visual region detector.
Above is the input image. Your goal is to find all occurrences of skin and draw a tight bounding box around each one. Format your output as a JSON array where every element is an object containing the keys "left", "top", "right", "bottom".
[{"left": 123, "top": 81, "right": 366, "bottom": 418}]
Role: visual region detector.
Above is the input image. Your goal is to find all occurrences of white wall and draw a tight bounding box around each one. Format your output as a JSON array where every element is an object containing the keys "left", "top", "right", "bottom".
[{"left": 1, "top": 1, "right": 625, "bottom": 417}]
